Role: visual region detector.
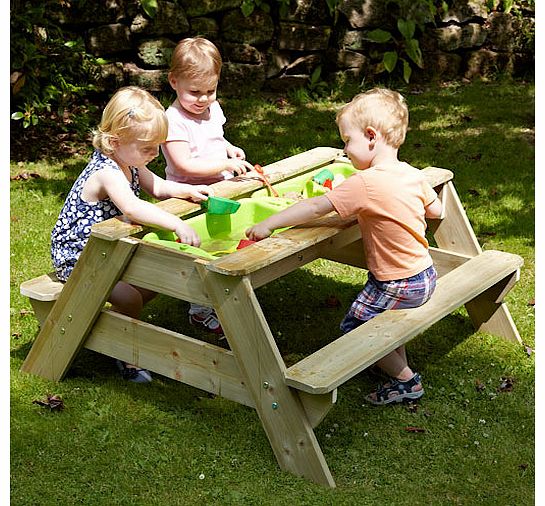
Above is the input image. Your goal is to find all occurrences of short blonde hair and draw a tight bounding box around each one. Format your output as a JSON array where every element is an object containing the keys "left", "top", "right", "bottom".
[
  {"left": 93, "top": 86, "right": 168, "bottom": 155},
  {"left": 336, "top": 88, "right": 409, "bottom": 149},
  {"left": 169, "top": 37, "right": 222, "bottom": 81}
]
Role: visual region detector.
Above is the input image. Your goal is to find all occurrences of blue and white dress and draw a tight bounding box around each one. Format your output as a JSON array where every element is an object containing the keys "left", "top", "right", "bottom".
[{"left": 51, "top": 150, "right": 140, "bottom": 281}]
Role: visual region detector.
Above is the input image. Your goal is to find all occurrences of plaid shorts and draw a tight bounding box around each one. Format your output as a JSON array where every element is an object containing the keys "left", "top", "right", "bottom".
[{"left": 340, "top": 265, "right": 437, "bottom": 334}]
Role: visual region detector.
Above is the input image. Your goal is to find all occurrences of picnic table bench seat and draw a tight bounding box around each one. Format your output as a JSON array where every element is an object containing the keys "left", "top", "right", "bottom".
[
  {"left": 285, "top": 249, "right": 523, "bottom": 394},
  {"left": 20, "top": 272, "right": 64, "bottom": 325}
]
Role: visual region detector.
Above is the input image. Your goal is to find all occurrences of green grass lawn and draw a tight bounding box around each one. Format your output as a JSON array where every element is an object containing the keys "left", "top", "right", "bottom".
[{"left": 10, "top": 80, "right": 534, "bottom": 505}]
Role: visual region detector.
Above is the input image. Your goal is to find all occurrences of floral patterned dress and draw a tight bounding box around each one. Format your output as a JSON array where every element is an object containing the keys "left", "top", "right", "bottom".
[{"left": 51, "top": 150, "right": 140, "bottom": 281}]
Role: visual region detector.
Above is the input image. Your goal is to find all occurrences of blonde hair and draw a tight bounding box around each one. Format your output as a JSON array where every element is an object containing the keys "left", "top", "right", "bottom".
[
  {"left": 336, "top": 88, "right": 409, "bottom": 149},
  {"left": 169, "top": 37, "right": 222, "bottom": 81},
  {"left": 93, "top": 86, "right": 168, "bottom": 155}
]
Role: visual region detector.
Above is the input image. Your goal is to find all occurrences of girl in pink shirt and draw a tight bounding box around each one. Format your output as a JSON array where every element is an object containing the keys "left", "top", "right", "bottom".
[
  {"left": 162, "top": 38, "right": 254, "bottom": 334},
  {"left": 246, "top": 89, "right": 443, "bottom": 405}
]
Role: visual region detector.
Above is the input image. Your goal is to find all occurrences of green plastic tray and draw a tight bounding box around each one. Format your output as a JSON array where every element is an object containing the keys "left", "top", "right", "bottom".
[
  {"left": 250, "top": 162, "right": 357, "bottom": 199},
  {"left": 142, "top": 196, "right": 295, "bottom": 259}
]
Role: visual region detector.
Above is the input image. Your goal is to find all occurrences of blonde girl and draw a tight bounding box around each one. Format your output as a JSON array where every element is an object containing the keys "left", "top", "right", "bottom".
[{"left": 51, "top": 86, "right": 213, "bottom": 382}]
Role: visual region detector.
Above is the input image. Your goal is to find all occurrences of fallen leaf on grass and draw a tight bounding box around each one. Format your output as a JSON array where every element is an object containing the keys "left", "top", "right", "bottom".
[
  {"left": 323, "top": 295, "right": 341, "bottom": 308},
  {"left": 10, "top": 172, "right": 41, "bottom": 181},
  {"left": 406, "top": 402, "right": 419, "bottom": 413},
  {"left": 468, "top": 188, "right": 480, "bottom": 197},
  {"left": 19, "top": 309, "right": 34, "bottom": 316},
  {"left": 274, "top": 97, "right": 288, "bottom": 109},
  {"left": 475, "top": 379, "right": 486, "bottom": 392},
  {"left": 527, "top": 298, "right": 535, "bottom": 306},
  {"left": 404, "top": 426, "right": 426, "bottom": 433},
  {"left": 498, "top": 377, "right": 515, "bottom": 392},
  {"left": 33, "top": 394, "right": 64, "bottom": 411}
]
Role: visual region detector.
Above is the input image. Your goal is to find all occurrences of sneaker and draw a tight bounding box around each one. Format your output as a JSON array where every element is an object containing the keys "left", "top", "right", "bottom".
[
  {"left": 365, "top": 373, "right": 424, "bottom": 406},
  {"left": 116, "top": 360, "right": 152, "bottom": 383},
  {"left": 189, "top": 307, "right": 224, "bottom": 335}
]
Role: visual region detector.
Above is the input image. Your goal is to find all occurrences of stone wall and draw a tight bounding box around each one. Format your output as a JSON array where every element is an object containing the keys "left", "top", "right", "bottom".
[{"left": 47, "top": 0, "right": 535, "bottom": 96}]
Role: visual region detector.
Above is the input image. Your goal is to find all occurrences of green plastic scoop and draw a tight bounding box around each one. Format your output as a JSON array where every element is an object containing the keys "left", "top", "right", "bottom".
[{"left": 201, "top": 196, "right": 241, "bottom": 215}]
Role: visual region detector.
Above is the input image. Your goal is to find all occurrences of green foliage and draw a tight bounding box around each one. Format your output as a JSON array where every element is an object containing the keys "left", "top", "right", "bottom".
[
  {"left": 307, "top": 65, "right": 329, "bottom": 98},
  {"left": 10, "top": 1, "right": 100, "bottom": 128},
  {"left": 241, "top": 0, "right": 270, "bottom": 17},
  {"left": 486, "top": 0, "right": 535, "bottom": 15},
  {"left": 141, "top": 0, "right": 158, "bottom": 18},
  {"left": 364, "top": 0, "right": 438, "bottom": 83}
]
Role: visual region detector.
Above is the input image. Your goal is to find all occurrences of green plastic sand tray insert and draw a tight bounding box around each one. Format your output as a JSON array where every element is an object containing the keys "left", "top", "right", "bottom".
[{"left": 143, "top": 196, "right": 295, "bottom": 259}]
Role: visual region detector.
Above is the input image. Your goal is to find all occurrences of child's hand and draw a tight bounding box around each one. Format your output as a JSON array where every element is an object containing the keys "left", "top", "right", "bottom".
[
  {"left": 245, "top": 223, "right": 273, "bottom": 241},
  {"left": 175, "top": 221, "right": 201, "bottom": 247},
  {"left": 225, "top": 158, "right": 254, "bottom": 176},
  {"left": 226, "top": 145, "right": 246, "bottom": 160},
  {"left": 185, "top": 184, "right": 214, "bottom": 202}
]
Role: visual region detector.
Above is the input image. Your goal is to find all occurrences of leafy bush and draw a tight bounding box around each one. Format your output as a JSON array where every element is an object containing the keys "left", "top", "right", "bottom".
[
  {"left": 364, "top": 0, "right": 440, "bottom": 83},
  {"left": 10, "top": 1, "right": 100, "bottom": 128}
]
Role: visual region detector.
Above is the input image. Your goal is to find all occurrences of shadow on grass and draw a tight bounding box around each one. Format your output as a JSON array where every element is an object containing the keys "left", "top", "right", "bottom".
[{"left": 12, "top": 266, "right": 475, "bottom": 396}]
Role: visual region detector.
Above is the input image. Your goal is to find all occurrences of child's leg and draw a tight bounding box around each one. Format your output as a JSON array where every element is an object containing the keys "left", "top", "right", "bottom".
[
  {"left": 374, "top": 345, "right": 414, "bottom": 382},
  {"left": 109, "top": 281, "right": 156, "bottom": 318},
  {"left": 108, "top": 281, "right": 156, "bottom": 381},
  {"left": 341, "top": 266, "right": 436, "bottom": 404}
]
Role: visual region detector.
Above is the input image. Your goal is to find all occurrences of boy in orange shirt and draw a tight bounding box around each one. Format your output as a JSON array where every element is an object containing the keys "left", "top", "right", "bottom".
[{"left": 246, "top": 88, "right": 443, "bottom": 405}]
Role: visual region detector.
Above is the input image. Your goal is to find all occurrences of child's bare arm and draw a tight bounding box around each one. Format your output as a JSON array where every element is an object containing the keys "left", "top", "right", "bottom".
[
  {"left": 425, "top": 197, "right": 443, "bottom": 219},
  {"left": 138, "top": 165, "right": 213, "bottom": 202},
  {"left": 163, "top": 140, "right": 253, "bottom": 177},
  {"left": 97, "top": 169, "right": 201, "bottom": 245},
  {"left": 246, "top": 195, "right": 335, "bottom": 241}
]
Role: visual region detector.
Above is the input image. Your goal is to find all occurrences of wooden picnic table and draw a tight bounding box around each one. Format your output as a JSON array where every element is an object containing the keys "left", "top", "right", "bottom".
[{"left": 20, "top": 147, "right": 523, "bottom": 488}]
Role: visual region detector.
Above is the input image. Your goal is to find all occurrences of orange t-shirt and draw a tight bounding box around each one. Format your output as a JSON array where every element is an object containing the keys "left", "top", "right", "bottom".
[{"left": 326, "top": 162, "right": 437, "bottom": 281}]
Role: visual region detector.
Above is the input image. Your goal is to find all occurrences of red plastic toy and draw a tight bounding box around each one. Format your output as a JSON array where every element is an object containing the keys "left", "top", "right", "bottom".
[{"left": 237, "top": 239, "right": 256, "bottom": 250}]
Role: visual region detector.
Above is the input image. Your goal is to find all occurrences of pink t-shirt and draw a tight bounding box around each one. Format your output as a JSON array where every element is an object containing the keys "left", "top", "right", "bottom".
[
  {"left": 326, "top": 162, "right": 437, "bottom": 281},
  {"left": 163, "top": 100, "right": 229, "bottom": 185}
]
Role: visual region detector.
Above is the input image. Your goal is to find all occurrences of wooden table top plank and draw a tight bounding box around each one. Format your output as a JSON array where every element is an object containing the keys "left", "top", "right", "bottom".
[
  {"left": 206, "top": 166, "right": 454, "bottom": 276},
  {"left": 91, "top": 147, "right": 343, "bottom": 241}
]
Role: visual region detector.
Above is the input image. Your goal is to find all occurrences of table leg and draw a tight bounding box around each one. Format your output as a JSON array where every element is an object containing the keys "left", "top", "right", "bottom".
[
  {"left": 430, "top": 182, "right": 521, "bottom": 344},
  {"left": 21, "top": 236, "right": 138, "bottom": 381},
  {"left": 198, "top": 265, "right": 336, "bottom": 487}
]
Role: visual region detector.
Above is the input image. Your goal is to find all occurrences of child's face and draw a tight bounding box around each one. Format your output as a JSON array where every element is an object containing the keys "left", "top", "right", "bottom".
[
  {"left": 113, "top": 139, "right": 160, "bottom": 169},
  {"left": 338, "top": 116, "right": 375, "bottom": 170},
  {"left": 169, "top": 74, "right": 219, "bottom": 116}
]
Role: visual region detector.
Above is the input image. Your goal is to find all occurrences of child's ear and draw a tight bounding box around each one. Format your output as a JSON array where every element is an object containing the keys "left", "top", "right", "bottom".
[
  {"left": 365, "top": 126, "right": 378, "bottom": 140},
  {"left": 167, "top": 73, "right": 177, "bottom": 90}
]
